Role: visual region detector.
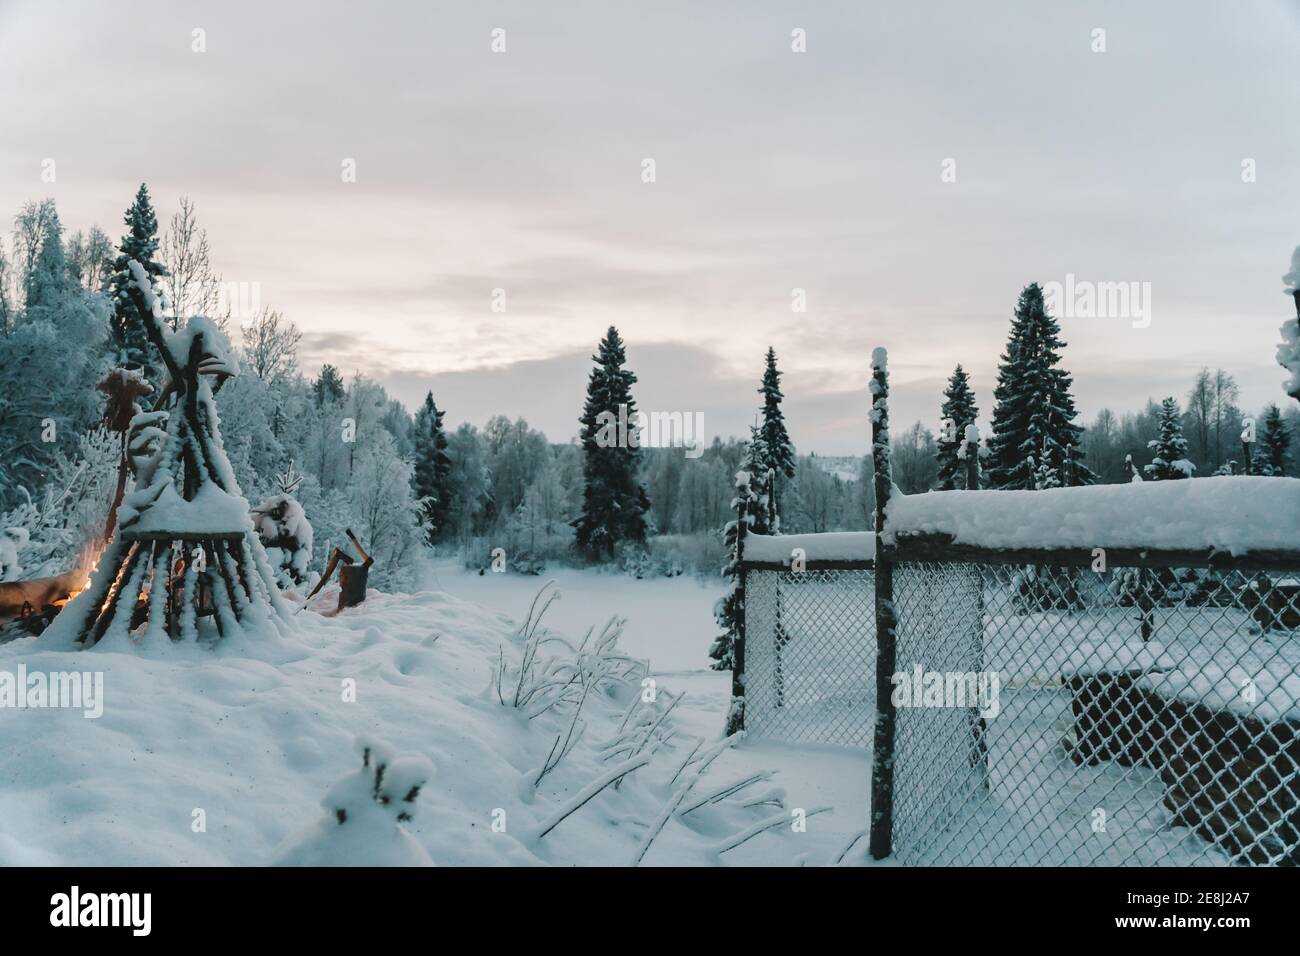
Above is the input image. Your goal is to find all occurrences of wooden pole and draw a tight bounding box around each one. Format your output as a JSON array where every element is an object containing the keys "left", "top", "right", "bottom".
[
  {"left": 869, "top": 347, "right": 898, "bottom": 861},
  {"left": 961, "top": 428, "right": 989, "bottom": 788}
]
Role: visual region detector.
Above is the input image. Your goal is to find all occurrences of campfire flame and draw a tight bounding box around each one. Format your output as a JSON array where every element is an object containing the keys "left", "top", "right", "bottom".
[{"left": 52, "top": 540, "right": 106, "bottom": 608}]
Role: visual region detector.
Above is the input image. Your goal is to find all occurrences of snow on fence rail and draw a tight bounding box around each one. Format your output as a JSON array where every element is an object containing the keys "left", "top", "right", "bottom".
[
  {"left": 739, "top": 533, "right": 875, "bottom": 749},
  {"left": 884, "top": 476, "right": 1300, "bottom": 556}
]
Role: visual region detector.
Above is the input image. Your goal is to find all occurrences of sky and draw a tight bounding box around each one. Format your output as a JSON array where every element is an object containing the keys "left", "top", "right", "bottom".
[{"left": 2, "top": 0, "right": 1299, "bottom": 455}]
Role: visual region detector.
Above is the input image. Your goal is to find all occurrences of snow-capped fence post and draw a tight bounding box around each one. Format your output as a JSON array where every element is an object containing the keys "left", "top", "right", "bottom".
[{"left": 868, "top": 347, "right": 898, "bottom": 861}]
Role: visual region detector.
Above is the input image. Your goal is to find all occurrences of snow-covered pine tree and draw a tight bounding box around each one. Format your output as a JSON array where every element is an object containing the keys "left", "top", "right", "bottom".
[
  {"left": 573, "top": 326, "right": 650, "bottom": 560},
  {"left": 1253, "top": 403, "right": 1289, "bottom": 476},
  {"left": 987, "top": 283, "right": 1095, "bottom": 489},
  {"left": 411, "top": 391, "right": 453, "bottom": 544},
  {"left": 936, "top": 364, "right": 979, "bottom": 490},
  {"left": 758, "top": 347, "right": 795, "bottom": 530},
  {"left": 312, "top": 364, "right": 346, "bottom": 407},
  {"left": 741, "top": 425, "right": 771, "bottom": 537},
  {"left": 710, "top": 468, "right": 758, "bottom": 679},
  {"left": 1143, "top": 397, "right": 1194, "bottom": 480},
  {"left": 22, "top": 206, "right": 74, "bottom": 314},
  {"left": 106, "top": 184, "right": 168, "bottom": 381},
  {"left": 1030, "top": 452, "right": 1060, "bottom": 490}
]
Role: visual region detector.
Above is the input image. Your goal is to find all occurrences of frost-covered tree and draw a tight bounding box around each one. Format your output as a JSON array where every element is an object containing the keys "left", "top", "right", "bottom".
[
  {"left": 411, "top": 391, "right": 453, "bottom": 544},
  {"left": 215, "top": 369, "right": 288, "bottom": 498},
  {"left": 573, "top": 326, "right": 649, "bottom": 560},
  {"left": 444, "top": 423, "right": 491, "bottom": 547},
  {"left": 893, "top": 421, "right": 939, "bottom": 493},
  {"left": 106, "top": 184, "right": 168, "bottom": 378},
  {"left": 161, "top": 196, "right": 227, "bottom": 330},
  {"left": 0, "top": 243, "right": 14, "bottom": 334},
  {"left": 758, "top": 347, "right": 795, "bottom": 528},
  {"left": 987, "top": 283, "right": 1094, "bottom": 489},
  {"left": 65, "top": 226, "right": 114, "bottom": 294},
  {"left": 1144, "top": 397, "right": 1194, "bottom": 481},
  {"left": 0, "top": 205, "right": 109, "bottom": 507},
  {"left": 11, "top": 199, "right": 58, "bottom": 310},
  {"left": 21, "top": 206, "right": 74, "bottom": 315},
  {"left": 936, "top": 364, "right": 979, "bottom": 490},
  {"left": 345, "top": 430, "right": 425, "bottom": 590}
]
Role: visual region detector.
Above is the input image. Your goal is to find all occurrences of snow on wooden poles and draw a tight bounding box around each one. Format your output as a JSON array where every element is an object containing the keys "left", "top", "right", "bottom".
[
  {"left": 868, "top": 347, "right": 898, "bottom": 861},
  {"left": 725, "top": 474, "right": 750, "bottom": 736},
  {"left": 958, "top": 427, "right": 991, "bottom": 788},
  {"left": 45, "top": 262, "right": 286, "bottom": 646}
]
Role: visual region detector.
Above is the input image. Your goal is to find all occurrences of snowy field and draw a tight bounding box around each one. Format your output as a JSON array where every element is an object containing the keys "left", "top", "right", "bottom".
[{"left": 0, "top": 560, "right": 872, "bottom": 867}]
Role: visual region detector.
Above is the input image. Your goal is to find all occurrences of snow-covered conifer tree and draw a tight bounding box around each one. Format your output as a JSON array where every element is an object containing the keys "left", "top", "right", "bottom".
[
  {"left": 1253, "top": 403, "right": 1289, "bottom": 476},
  {"left": 411, "top": 391, "right": 453, "bottom": 545},
  {"left": 710, "top": 468, "right": 757, "bottom": 694},
  {"left": 758, "top": 347, "right": 795, "bottom": 529},
  {"left": 106, "top": 184, "right": 168, "bottom": 380},
  {"left": 1143, "top": 397, "right": 1195, "bottom": 480},
  {"left": 573, "top": 326, "right": 650, "bottom": 560},
  {"left": 987, "top": 284, "right": 1094, "bottom": 489},
  {"left": 936, "top": 364, "right": 979, "bottom": 490}
]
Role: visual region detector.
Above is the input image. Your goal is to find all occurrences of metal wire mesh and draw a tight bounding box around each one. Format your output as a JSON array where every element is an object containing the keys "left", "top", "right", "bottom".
[
  {"left": 743, "top": 566, "right": 875, "bottom": 748},
  {"left": 890, "top": 560, "right": 1300, "bottom": 866}
]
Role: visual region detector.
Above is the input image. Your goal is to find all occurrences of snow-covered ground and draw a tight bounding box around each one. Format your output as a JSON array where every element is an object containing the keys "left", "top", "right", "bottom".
[{"left": 0, "top": 560, "right": 872, "bottom": 867}]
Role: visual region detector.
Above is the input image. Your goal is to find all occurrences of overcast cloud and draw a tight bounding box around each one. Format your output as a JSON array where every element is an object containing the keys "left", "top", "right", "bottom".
[{"left": 2, "top": 0, "right": 1298, "bottom": 452}]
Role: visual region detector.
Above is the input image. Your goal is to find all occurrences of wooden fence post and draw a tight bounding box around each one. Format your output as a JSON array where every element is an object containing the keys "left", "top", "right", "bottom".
[
  {"left": 962, "top": 426, "right": 990, "bottom": 789},
  {"left": 869, "top": 347, "right": 898, "bottom": 861}
]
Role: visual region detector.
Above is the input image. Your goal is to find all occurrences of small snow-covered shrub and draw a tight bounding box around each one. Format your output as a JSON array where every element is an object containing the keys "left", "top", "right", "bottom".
[
  {"left": 272, "top": 736, "right": 434, "bottom": 867},
  {"left": 0, "top": 427, "right": 119, "bottom": 579},
  {"left": 618, "top": 541, "right": 652, "bottom": 579},
  {"left": 0, "top": 528, "right": 29, "bottom": 581},
  {"left": 252, "top": 492, "right": 315, "bottom": 588}
]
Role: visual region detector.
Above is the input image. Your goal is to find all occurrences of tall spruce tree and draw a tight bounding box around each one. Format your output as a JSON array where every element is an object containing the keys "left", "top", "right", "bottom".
[
  {"left": 1253, "top": 403, "right": 1290, "bottom": 476},
  {"left": 107, "top": 184, "right": 168, "bottom": 379},
  {"left": 312, "top": 364, "right": 346, "bottom": 406},
  {"left": 411, "top": 391, "right": 453, "bottom": 544},
  {"left": 1144, "top": 397, "right": 1194, "bottom": 480},
  {"left": 573, "top": 326, "right": 650, "bottom": 559},
  {"left": 987, "top": 283, "right": 1094, "bottom": 489},
  {"left": 936, "top": 364, "right": 979, "bottom": 490},
  {"left": 758, "top": 347, "right": 795, "bottom": 529}
]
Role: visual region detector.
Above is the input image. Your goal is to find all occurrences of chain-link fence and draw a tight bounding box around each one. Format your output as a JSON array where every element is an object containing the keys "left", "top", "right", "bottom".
[
  {"left": 888, "top": 556, "right": 1300, "bottom": 866},
  {"left": 743, "top": 565, "right": 875, "bottom": 748}
]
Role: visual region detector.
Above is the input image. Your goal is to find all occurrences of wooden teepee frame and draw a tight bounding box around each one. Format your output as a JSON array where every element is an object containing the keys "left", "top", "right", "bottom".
[{"left": 48, "top": 264, "right": 288, "bottom": 645}]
